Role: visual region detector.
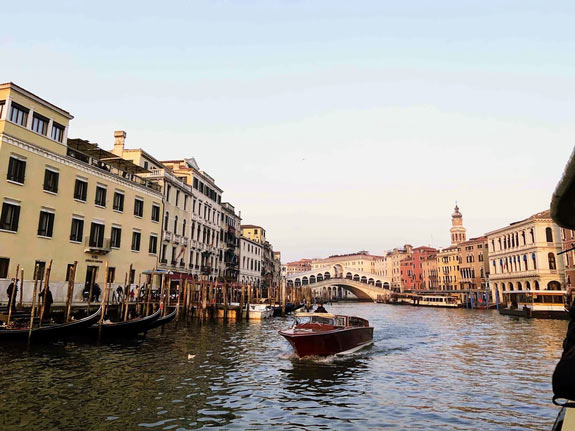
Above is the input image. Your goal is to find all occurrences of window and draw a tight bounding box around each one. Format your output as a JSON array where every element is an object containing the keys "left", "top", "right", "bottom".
[
  {"left": 7, "top": 156, "right": 26, "bottom": 184},
  {"left": 113, "top": 191, "right": 124, "bottom": 212},
  {"left": 546, "top": 227, "right": 554, "bottom": 243},
  {"left": 0, "top": 258, "right": 9, "bottom": 278},
  {"left": 51, "top": 122, "right": 65, "bottom": 142},
  {"left": 131, "top": 231, "right": 141, "bottom": 251},
  {"left": 0, "top": 101, "right": 5, "bottom": 119},
  {"left": 9, "top": 103, "right": 29, "bottom": 127},
  {"left": 65, "top": 264, "right": 75, "bottom": 282},
  {"left": 31, "top": 113, "right": 49, "bottom": 135},
  {"left": 74, "top": 178, "right": 88, "bottom": 201},
  {"left": 107, "top": 267, "right": 116, "bottom": 283},
  {"left": 149, "top": 235, "right": 158, "bottom": 254},
  {"left": 174, "top": 215, "right": 178, "bottom": 235},
  {"left": 164, "top": 211, "right": 169, "bottom": 230},
  {"left": 549, "top": 253, "right": 557, "bottom": 270},
  {"left": 166, "top": 184, "right": 171, "bottom": 202},
  {"left": 176, "top": 190, "right": 180, "bottom": 207},
  {"left": 34, "top": 261, "right": 46, "bottom": 281},
  {"left": 151, "top": 204, "right": 160, "bottom": 222},
  {"left": 70, "top": 218, "right": 84, "bottom": 242},
  {"left": 89, "top": 222, "right": 105, "bottom": 248},
  {"left": 111, "top": 226, "right": 122, "bottom": 248},
  {"left": 38, "top": 210, "right": 55, "bottom": 237},
  {"left": 43, "top": 168, "right": 59, "bottom": 193},
  {"left": 134, "top": 198, "right": 144, "bottom": 217},
  {"left": 0, "top": 201, "right": 20, "bottom": 232},
  {"left": 95, "top": 185, "right": 107, "bottom": 207}
]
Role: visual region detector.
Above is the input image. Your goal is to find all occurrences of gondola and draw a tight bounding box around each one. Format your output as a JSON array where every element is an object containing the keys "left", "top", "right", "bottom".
[
  {"left": 0, "top": 307, "right": 102, "bottom": 343},
  {"left": 145, "top": 307, "right": 177, "bottom": 331},
  {"left": 83, "top": 307, "right": 162, "bottom": 338},
  {"left": 272, "top": 303, "right": 304, "bottom": 317}
]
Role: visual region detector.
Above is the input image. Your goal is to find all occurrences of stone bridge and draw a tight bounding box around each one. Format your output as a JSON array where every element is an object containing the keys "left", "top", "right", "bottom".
[{"left": 287, "top": 265, "right": 392, "bottom": 301}]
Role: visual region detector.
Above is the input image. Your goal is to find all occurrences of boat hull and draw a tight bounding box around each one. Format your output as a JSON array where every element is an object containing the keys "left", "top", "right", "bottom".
[
  {"left": 0, "top": 307, "right": 102, "bottom": 343},
  {"left": 280, "top": 326, "right": 374, "bottom": 357},
  {"left": 499, "top": 307, "right": 569, "bottom": 320}
]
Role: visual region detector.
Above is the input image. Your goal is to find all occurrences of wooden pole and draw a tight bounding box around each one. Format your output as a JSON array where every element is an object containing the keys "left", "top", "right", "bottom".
[
  {"left": 246, "top": 284, "right": 251, "bottom": 320},
  {"left": 223, "top": 281, "right": 228, "bottom": 320},
  {"left": 27, "top": 263, "right": 41, "bottom": 342},
  {"left": 65, "top": 261, "right": 77, "bottom": 322},
  {"left": 239, "top": 284, "right": 245, "bottom": 321},
  {"left": 87, "top": 267, "right": 97, "bottom": 314},
  {"left": 175, "top": 280, "right": 182, "bottom": 319},
  {"left": 201, "top": 278, "right": 207, "bottom": 320},
  {"left": 146, "top": 270, "right": 154, "bottom": 316},
  {"left": 38, "top": 260, "right": 53, "bottom": 326},
  {"left": 123, "top": 264, "right": 132, "bottom": 321},
  {"left": 99, "top": 261, "right": 109, "bottom": 326},
  {"left": 281, "top": 278, "right": 286, "bottom": 317},
  {"left": 18, "top": 267, "right": 24, "bottom": 307}
]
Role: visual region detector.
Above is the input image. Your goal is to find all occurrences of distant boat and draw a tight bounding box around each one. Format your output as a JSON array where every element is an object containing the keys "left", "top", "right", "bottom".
[
  {"left": 279, "top": 312, "right": 373, "bottom": 357},
  {"left": 411, "top": 294, "right": 461, "bottom": 308},
  {"left": 499, "top": 291, "right": 569, "bottom": 319},
  {"left": 248, "top": 304, "right": 273, "bottom": 320}
]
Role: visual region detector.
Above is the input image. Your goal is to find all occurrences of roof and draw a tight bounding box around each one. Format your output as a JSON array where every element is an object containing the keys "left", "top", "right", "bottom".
[
  {"left": 242, "top": 225, "right": 264, "bottom": 230},
  {"left": 68, "top": 139, "right": 150, "bottom": 173},
  {"left": 0, "top": 82, "right": 74, "bottom": 119}
]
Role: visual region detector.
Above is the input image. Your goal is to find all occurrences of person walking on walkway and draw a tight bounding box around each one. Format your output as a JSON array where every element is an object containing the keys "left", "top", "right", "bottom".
[{"left": 7, "top": 278, "right": 17, "bottom": 312}]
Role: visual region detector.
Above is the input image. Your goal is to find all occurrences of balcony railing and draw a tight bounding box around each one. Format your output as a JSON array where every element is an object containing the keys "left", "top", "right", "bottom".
[
  {"left": 164, "top": 231, "right": 172, "bottom": 242},
  {"left": 173, "top": 235, "right": 181, "bottom": 244},
  {"left": 179, "top": 260, "right": 185, "bottom": 268},
  {"left": 183, "top": 237, "right": 189, "bottom": 246},
  {"left": 84, "top": 236, "right": 111, "bottom": 254}
]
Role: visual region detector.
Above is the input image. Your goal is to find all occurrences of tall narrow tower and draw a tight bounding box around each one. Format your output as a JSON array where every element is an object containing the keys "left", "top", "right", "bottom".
[{"left": 450, "top": 204, "right": 467, "bottom": 246}]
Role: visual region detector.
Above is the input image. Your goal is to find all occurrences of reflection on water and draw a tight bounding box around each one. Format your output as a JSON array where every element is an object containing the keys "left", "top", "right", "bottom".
[{"left": 0, "top": 303, "right": 567, "bottom": 430}]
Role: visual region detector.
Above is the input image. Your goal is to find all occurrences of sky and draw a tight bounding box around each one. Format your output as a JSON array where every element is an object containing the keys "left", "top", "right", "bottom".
[{"left": 2, "top": 1, "right": 575, "bottom": 262}]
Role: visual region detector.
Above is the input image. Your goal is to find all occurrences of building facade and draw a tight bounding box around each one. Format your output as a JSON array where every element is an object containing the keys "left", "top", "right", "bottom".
[
  {"left": 400, "top": 246, "right": 438, "bottom": 291},
  {"left": 221, "top": 202, "right": 241, "bottom": 282},
  {"left": 458, "top": 236, "right": 489, "bottom": 290},
  {"left": 487, "top": 210, "right": 565, "bottom": 303},
  {"left": 437, "top": 246, "right": 460, "bottom": 290},
  {"left": 385, "top": 245, "right": 413, "bottom": 292},
  {"left": 0, "top": 83, "right": 162, "bottom": 302},
  {"left": 286, "top": 258, "right": 312, "bottom": 274},
  {"left": 239, "top": 237, "right": 262, "bottom": 288}
]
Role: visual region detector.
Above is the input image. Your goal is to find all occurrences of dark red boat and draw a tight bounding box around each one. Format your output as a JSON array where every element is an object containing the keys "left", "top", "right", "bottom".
[{"left": 279, "top": 312, "right": 373, "bottom": 357}]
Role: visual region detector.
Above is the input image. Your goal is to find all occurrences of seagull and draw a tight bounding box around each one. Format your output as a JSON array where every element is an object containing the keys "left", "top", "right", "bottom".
[{"left": 187, "top": 354, "right": 196, "bottom": 360}]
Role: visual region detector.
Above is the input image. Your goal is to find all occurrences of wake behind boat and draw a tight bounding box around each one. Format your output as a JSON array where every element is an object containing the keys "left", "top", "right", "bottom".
[{"left": 279, "top": 312, "right": 373, "bottom": 357}]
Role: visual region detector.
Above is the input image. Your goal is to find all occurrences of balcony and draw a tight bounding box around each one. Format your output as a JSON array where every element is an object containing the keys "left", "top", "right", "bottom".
[
  {"left": 179, "top": 260, "right": 185, "bottom": 268},
  {"left": 173, "top": 234, "right": 181, "bottom": 244},
  {"left": 84, "top": 236, "right": 111, "bottom": 254},
  {"left": 164, "top": 231, "right": 172, "bottom": 242},
  {"left": 201, "top": 265, "right": 212, "bottom": 275},
  {"left": 183, "top": 237, "right": 189, "bottom": 246},
  {"left": 171, "top": 260, "right": 177, "bottom": 267},
  {"left": 160, "top": 258, "right": 168, "bottom": 264}
]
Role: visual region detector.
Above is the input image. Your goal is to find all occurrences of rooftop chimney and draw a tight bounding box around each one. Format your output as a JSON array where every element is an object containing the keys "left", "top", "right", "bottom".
[{"left": 113, "top": 130, "right": 126, "bottom": 155}]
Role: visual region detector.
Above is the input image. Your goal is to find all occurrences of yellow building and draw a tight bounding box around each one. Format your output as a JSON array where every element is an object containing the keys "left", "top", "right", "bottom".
[
  {"left": 310, "top": 251, "right": 382, "bottom": 274},
  {"left": 241, "top": 225, "right": 266, "bottom": 244},
  {"left": 437, "top": 246, "right": 460, "bottom": 290},
  {"left": 0, "top": 83, "right": 162, "bottom": 304}
]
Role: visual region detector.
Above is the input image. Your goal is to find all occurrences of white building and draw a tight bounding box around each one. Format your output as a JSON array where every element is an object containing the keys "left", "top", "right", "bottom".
[
  {"left": 486, "top": 209, "right": 565, "bottom": 303},
  {"left": 239, "top": 236, "right": 262, "bottom": 287}
]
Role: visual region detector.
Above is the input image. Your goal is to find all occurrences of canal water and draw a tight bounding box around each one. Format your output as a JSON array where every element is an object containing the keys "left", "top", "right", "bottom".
[{"left": 0, "top": 303, "right": 567, "bottom": 431}]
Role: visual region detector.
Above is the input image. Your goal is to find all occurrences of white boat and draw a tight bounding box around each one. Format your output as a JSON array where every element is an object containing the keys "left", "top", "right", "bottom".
[
  {"left": 413, "top": 295, "right": 461, "bottom": 308},
  {"left": 247, "top": 304, "right": 273, "bottom": 320}
]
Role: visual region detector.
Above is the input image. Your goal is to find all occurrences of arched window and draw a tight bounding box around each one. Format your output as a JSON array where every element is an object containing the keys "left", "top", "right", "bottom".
[
  {"left": 548, "top": 252, "right": 557, "bottom": 270},
  {"left": 164, "top": 211, "right": 169, "bottom": 230},
  {"left": 182, "top": 219, "right": 186, "bottom": 238},
  {"left": 546, "top": 227, "right": 553, "bottom": 243}
]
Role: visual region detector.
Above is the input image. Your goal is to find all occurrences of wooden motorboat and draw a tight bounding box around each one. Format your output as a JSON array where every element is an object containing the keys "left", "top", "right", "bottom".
[
  {"left": 279, "top": 312, "right": 373, "bottom": 357},
  {"left": 0, "top": 307, "right": 102, "bottom": 342},
  {"left": 83, "top": 307, "right": 162, "bottom": 338},
  {"left": 145, "top": 307, "right": 177, "bottom": 331}
]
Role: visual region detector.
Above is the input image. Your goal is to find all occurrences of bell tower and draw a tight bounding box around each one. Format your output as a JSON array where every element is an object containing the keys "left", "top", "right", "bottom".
[{"left": 450, "top": 204, "right": 466, "bottom": 246}]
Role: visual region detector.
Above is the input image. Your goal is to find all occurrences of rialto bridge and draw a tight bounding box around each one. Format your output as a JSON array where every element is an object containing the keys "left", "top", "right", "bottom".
[{"left": 286, "top": 265, "right": 392, "bottom": 301}]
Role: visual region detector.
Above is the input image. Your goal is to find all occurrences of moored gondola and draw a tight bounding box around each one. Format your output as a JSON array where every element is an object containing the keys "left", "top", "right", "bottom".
[
  {"left": 0, "top": 307, "right": 102, "bottom": 343},
  {"left": 83, "top": 307, "right": 162, "bottom": 338},
  {"left": 145, "top": 307, "right": 177, "bottom": 331}
]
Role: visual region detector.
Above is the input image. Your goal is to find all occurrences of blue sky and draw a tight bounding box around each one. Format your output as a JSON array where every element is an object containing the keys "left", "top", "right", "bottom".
[{"left": 2, "top": 1, "right": 575, "bottom": 261}]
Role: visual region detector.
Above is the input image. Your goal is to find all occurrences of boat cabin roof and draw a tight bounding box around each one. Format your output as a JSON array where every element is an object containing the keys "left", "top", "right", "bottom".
[{"left": 294, "top": 312, "right": 336, "bottom": 318}]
